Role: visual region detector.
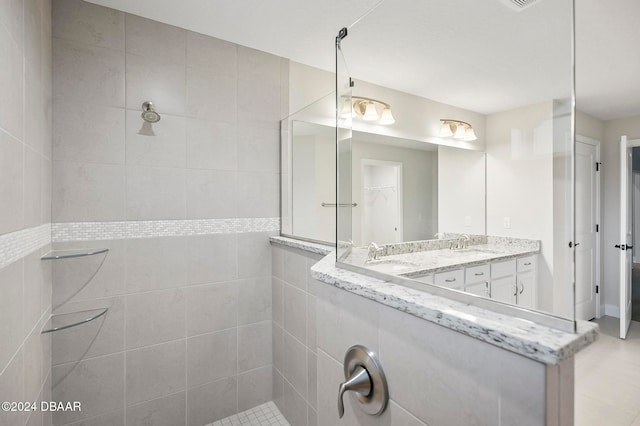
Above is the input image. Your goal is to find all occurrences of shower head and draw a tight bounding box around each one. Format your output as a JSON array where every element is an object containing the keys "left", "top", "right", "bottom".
[{"left": 141, "top": 101, "right": 161, "bottom": 123}]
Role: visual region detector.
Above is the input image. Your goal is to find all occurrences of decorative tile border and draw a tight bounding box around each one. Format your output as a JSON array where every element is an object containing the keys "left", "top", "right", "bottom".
[
  {"left": 51, "top": 218, "right": 281, "bottom": 242},
  {"left": 0, "top": 224, "right": 51, "bottom": 270}
]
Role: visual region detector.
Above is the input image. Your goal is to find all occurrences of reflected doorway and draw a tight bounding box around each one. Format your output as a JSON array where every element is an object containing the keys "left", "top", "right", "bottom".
[
  {"left": 632, "top": 147, "right": 640, "bottom": 321},
  {"left": 361, "top": 160, "right": 403, "bottom": 245}
]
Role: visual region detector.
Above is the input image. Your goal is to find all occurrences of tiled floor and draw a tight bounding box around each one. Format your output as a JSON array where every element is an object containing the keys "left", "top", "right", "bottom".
[
  {"left": 207, "top": 402, "right": 289, "bottom": 426},
  {"left": 575, "top": 316, "right": 640, "bottom": 426}
]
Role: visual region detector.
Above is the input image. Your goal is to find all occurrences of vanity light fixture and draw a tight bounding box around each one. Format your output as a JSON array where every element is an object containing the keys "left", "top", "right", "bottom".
[
  {"left": 352, "top": 96, "right": 395, "bottom": 125},
  {"left": 439, "top": 119, "right": 477, "bottom": 141}
]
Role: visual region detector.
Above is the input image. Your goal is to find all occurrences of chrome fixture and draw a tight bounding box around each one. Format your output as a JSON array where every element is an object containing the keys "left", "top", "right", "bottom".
[
  {"left": 439, "top": 119, "right": 477, "bottom": 141},
  {"left": 366, "top": 242, "right": 384, "bottom": 262},
  {"left": 141, "top": 101, "right": 161, "bottom": 123},
  {"left": 346, "top": 96, "right": 395, "bottom": 125},
  {"left": 338, "top": 345, "right": 388, "bottom": 419},
  {"left": 450, "top": 234, "right": 471, "bottom": 250}
]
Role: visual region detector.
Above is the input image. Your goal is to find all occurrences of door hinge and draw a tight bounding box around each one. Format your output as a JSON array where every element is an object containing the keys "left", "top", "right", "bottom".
[
  {"left": 349, "top": 78, "right": 354, "bottom": 88},
  {"left": 596, "top": 162, "right": 602, "bottom": 171},
  {"left": 596, "top": 285, "right": 599, "bottom": 294},
  {"left": 596, "top": 224, "right": 599, "bottom": 232}
]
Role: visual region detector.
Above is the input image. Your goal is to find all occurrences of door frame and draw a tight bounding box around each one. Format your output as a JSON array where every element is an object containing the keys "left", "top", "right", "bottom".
[
  {"left": 360, "top": 159, "right": 403, "bottom": 244},
  {"left": 576, "top": 135, "right": 602, "bottom": 318},
  {"left": 621, "top": 137, "right": 640, "bottom": 338}
]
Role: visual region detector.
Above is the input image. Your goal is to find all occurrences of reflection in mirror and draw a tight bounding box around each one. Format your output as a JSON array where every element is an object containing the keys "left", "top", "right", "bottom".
[{"left": 282, "top": 0, "right": 574, "bottom": 330}]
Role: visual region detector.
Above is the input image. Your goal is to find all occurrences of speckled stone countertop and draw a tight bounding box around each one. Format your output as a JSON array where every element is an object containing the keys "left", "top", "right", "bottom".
[
  {"left": 269, "top": 236, "right": 333, "bottom": 255},
  {"left": 346, "top": 236, "right": 541, "bottom": 278},
  {"left": 309, "top": 252, "right": 598, "bottom": 365}
]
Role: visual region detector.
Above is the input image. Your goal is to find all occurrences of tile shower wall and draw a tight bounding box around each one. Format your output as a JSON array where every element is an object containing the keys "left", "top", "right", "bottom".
[
  {"left": 272, "top": 242, "right": 573, "bottom": 426},
  {"left": 51, "top": 1, "right": 286, "bottom": 425},
  {"left": 0, "top": 0, "right": 53, "bottom": 425}
]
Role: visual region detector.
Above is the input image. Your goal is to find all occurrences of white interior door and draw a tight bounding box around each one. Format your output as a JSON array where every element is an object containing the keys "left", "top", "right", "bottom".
[
  {"left": 620, "top": 136, "right": 633, "bottom": 339},
  {"left": 361, "top": 160, "right": 403, "bottom": 245},
  {"left": 575, "top": 139, "right": 599, "bottom": 320}
]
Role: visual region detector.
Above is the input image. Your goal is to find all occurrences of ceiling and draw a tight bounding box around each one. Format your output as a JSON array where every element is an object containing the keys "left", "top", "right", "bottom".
[{"left": 86, "top": 0, "right": 640, "bottom": 121}]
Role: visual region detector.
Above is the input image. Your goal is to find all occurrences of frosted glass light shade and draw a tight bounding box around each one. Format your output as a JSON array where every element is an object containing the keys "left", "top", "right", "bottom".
[
  {"left": 439, "top": 122, "right": 454, "bottom": 137},
  {"left": 454, "top": 123, "right": 466, "bottom": 139},
  {"left": 465, "top": 126, "right": 478, "bottom": 141},
  {"left": 363, "top": 102, "right": 379, "bottom": 121},
  {"left": 379, "top": 108, "right": 395, "bottom": 125}
]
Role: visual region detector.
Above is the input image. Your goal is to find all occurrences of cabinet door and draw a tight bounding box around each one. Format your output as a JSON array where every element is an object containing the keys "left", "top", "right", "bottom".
[
  {"left": 435, "top": 269, "right": 464, "bottom": 290},
  {"left": 516, "top": 271, "right": 535, "bottom": 309},
  {"left": 466, "top": 281, "right": 490, "bottom": 298},
  {"left": 491, "top": 276, "right": 516, "bottom": 304}
]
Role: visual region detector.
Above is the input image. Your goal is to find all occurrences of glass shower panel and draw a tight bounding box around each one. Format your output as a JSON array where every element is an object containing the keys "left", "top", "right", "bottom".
[{"left": 336, "top": 29, "right": 354, "bottom": 262}]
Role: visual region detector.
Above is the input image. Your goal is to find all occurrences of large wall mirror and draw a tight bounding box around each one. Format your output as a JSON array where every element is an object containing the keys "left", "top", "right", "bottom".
[{"left": 282, "top": 0, "right": 574, "bottom": 330}]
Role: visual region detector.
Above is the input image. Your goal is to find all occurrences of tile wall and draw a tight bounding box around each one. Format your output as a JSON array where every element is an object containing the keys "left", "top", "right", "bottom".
[
  {"left": 50, "top": 0, "right": 287, "bottom": 424},
  {"left": 0, "top": 0, "right": 53, "bottom": 425},
  {"left": 272, "top": 242, "right": 571, "bottom": 426}
]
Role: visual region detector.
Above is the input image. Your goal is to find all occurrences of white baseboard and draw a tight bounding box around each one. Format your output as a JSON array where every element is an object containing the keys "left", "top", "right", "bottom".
[{"left": 604, "top": 304, "right": 621, "bottom": 318}]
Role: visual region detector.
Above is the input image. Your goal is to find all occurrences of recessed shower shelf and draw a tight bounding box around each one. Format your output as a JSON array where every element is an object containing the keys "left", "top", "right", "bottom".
[
  {"left": 41, "top": 308, "right": 108, "bottom": 334},
  {"left": 41, "top": 248, "right": 109, "bottom": 260}
]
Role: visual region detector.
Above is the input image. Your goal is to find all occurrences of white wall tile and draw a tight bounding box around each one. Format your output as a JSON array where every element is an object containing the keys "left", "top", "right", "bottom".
[
  {"left": 237, "top": 171, "right": 279, "bottom": 218},
  {"left": 52, "top": 353, "right": 125, "bottom": 425},
  {"left": 237, "top": 366, "right": 273, "bottom": 412},
  {"left": 126, "top": 392, "right": 186, "bottom": 426},
  {"left": 238, "top": 321, "right": 272, "bottom": 372},
  {"left": 125, "top": 289, "right": 185, "bottom": 349},
  {"left": 284, "top": 284, "right": 307, "bottom": 343},
  {"left": 186, "top": 377, "right": 237, "bottom": 426},
  {"left": 187, "top": 330, "right": 237, "bottom": 388},
  {"left": 283, "top": 332, "right": 307, "bottom": 401},
  {"left": 52, "top": 296, "right": 125, "bottom": 366},
  {"left": 185, "top": 169, "right": 237, "bottom": 219},
  {"left": 125, "top": 237, "right": 187, "bottom": 293},
  {"left": 125, "top": 340, "right": 185, "bottom": 405},
  {"left": 52, "top": 0, "right": 124, "bottom": 50},
  {"left": 0, "top": 131, "right": 24, "bottom": 234},
  {"left": 0, "top": 25, "right": 24, "bottom": 139},
  {"left": 0, "top": 260, "right": 24, "bottom": 370},
  {"left": 124, "top": 15, "right": 185, "bottom": 64},
  {"left": 186, "top": 32, "right": 236, "bottom": 77},
  {"left": 0, "top": 349, "right": 25, "bottom": 426},
  {"left": 125, "top": 111, "right": 186, "bottom": 168},
  {"left": 283, "top": 380, "right": 308, "bottom": 426},
  {"left": 272, "top": 367, "right": 285, "bottom": 415},
  {"left": 186, "top": 282, "right": 237, "bottom": 336},
  {"left": 186, "top": 67, "right": 236, "bottom": 122},
  {"left": 237, "top": 276, "right": 271, "bottom": 326},
  {"left": 186, "top": 234, "right": 237, "bottom": 285},
  {"left": 125, "top": 166, "right": 186, "bottom": 220},
  {"left": 53, "top": 39, "right": 124, "bottom": 107},
  {"left": 237, "top": 46, "right": 280, "bottom": 87},
  {"left": 237, "top": 122, "right": 279, "bottom": 172},
  {"left": 125, "top": 54, "right": 186, "bottom": 117},
  {"left": 52, "top": 240, "right": 125, "bottom": 307},
  {"left": 237, "top": 231, "right": 272, "bottom": 279},
  {"left": 23, "top": 147, "right": 43, "bottom": 228},
  {"left": 0, "top": 0, "right": 23, "bottom": 50},
  {"left": 307, "top": 350, "right": 317, "bottom": 411},
  {"left": 185, "top": 119, "right": 237, "bottom": 170},
  {"left": 52, "top": 161, "right": 126, "bottom": 222},
  {"left": 272, "top": 323, "right": 284, "bottom": 374},
  {"left": 272, "top": 278, "right": 284, "bottom": 327},
  {"left": 53, "top": 100, "right": 125, "bottom": 164}
]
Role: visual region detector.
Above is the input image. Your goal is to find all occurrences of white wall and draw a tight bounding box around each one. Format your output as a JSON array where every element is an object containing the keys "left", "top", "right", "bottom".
[
  {"left": 601, "top": 115, "right": 640, "bottom": 315},
  {"left": 438, "top": 146, "right": 486, "bottom": 235},
  {"left": 486, "top": 101, "right": 555, "bottom": 312}
]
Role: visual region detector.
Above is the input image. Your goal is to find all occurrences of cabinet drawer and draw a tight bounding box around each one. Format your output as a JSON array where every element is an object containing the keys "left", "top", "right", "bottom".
[
  {"left": 435, "top": 269, "right": 464, "bottom": 289},
  {"left": 465, "top": 264, "right": 490, "bottom": 284},
  {"left": 517, "top": 255, "right": 536, "bottom": 272},
  {"left": 491, "top": 260, "right": 516, "bottom": 279}
]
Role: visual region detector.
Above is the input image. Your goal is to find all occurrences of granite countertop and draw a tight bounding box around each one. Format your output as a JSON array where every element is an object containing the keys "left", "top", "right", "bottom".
[
  {"left": 271, "top": 235, "right": 598, "bottom": 364},
  {"left": 347, "top": 240, "right": 540, "bottom": 278},
  {"left": 309, "top": 252, "right": 598, "bottom": 365}
]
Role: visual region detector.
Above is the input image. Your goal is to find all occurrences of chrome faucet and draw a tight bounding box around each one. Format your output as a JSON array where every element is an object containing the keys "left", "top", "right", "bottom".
[
  {"left": 366, "top": 242, "right": 384, "bottom": 262},
  {"left": 450, "top": 234, "right": 471, "bottom": 250}
]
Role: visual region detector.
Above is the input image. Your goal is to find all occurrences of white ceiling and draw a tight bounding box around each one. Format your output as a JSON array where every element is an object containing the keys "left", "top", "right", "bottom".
[{"left": 86, "top": 0, "right": 640, "bottom": 121}]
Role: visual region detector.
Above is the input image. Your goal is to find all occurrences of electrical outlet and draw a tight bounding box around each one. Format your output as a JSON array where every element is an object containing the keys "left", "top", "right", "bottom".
[
  {"left": 503, "top": 217, "right": 511, "bottom": 229},
  {"left": 465, "top": 216, "right": 471, "bottom": 226}
]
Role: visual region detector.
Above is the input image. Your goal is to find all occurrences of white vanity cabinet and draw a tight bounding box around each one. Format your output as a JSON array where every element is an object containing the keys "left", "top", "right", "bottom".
[
  {"left": 515, "top": 255, "right": 536, "bottom": 309},
  {"left": 490, "top": 260, "right": 517, "bottom": 304},
  {"left": 434, "top": 268, "right": 464, "bottom": 290},
  {"left": 464, "top": 264, "right": 490, "bottom": 297}
]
